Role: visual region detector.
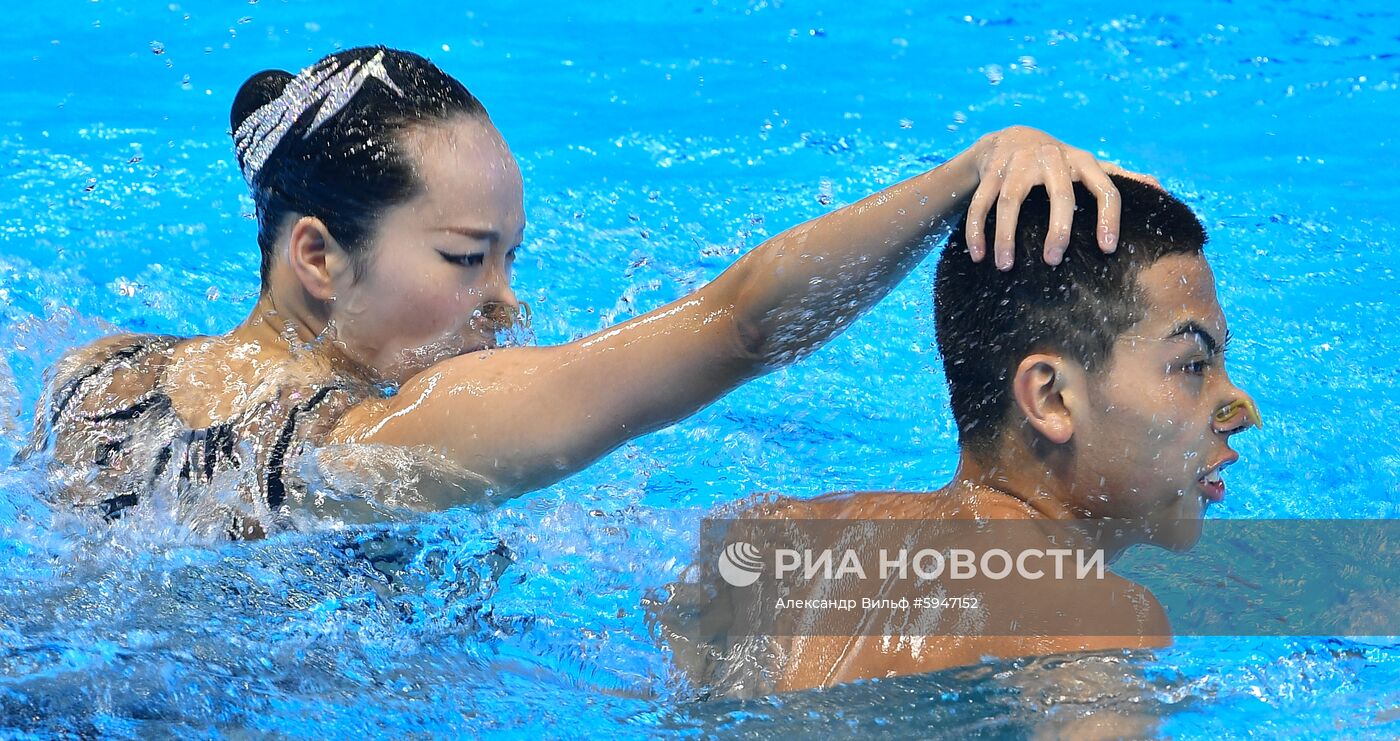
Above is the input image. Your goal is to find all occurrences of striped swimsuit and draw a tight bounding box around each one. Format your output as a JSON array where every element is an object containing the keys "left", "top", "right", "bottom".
[{"left": 17, "top": 335, "right": 364, "bottom": 538}]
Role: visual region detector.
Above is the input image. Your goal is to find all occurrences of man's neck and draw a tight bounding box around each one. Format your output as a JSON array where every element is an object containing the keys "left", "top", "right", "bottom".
[
  {"left": 950, "top": 448, "right": 1076, "bottom": 520},
  {"left": 948, "top": 448, "right": 1140, "bottom": 561}
]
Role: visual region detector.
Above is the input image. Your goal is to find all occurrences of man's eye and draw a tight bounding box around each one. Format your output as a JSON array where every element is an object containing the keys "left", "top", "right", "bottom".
[
  {"left": 439, "top": 250, "right": 485, "bottom": 267},
  {"left": 1183, "top": 359, "right": 1211, "bottom": 375}
]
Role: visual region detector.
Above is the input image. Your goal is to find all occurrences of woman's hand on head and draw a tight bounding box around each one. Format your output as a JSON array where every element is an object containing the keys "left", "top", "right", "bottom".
[{"left": 962, "top": 126, "right": 1156, "bottom": 271}]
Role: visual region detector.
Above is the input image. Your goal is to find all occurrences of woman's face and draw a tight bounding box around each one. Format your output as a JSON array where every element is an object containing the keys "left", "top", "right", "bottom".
[{"left": 329, "top": 115, "right": 525, "bottom": 384}]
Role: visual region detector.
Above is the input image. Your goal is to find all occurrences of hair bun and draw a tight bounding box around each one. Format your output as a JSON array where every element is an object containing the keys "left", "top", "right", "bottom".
[{"left": 230, "top": 69, "right": 294, "bottom": 131}]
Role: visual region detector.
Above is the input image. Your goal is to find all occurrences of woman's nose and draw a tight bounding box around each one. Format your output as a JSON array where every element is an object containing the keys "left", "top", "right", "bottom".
[
  {"left": 475, "top": 266, "right": 520, "bottom": 329},
  {"left": 484, "top": 263, "right": 519, "bottom": 312}
]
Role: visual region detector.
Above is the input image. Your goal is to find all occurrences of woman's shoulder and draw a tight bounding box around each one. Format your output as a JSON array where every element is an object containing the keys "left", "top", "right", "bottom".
[
  {"left": 54, "top": 332, "right": 174, "bottom": 364},
  {"left": 42, "top": 333, "right": 180, "bottom": 418},
  {"left": 18, "top": 333, "right": 180, "bottom": 465}
]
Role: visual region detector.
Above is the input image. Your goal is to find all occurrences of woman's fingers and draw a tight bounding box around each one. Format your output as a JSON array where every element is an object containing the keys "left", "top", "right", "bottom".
[
  {"left": 992, "top": 149, "right": 1037, "bottom": 270},
  {"left": 964, "top": 166, "right": 1002, "bottom": 263},
  {"left": 964, "top": 129, "right": 1135, "bottom": 268},
  {"left": 1039, "top": 144, "right": 1075, "bottom": 265},
  {"left": 1069, "top": 150, "right": 1121, "bottom": 252}
]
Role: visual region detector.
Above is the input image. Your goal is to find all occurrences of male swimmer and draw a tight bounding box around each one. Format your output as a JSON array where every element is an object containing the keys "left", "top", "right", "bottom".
[
  {"left": 20, "top": 46, "right": 1139, "bottom": 538},
  {"left": 658, "top": 175, "right": 1260, "bottom": 695}
]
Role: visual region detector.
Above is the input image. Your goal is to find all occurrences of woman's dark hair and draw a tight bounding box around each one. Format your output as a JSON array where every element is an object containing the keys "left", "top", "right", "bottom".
[
  {"left": 934, "top": 175, "right": 1208, "bottom": 459},
  {"left": 229, "top": 46, "right": 488, "bottom": 286}
]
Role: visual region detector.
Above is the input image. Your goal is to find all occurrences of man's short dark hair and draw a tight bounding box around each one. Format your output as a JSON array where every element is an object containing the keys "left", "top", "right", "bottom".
[{"left": 934, "top": 175, "right": 1208, "bottom": 459}]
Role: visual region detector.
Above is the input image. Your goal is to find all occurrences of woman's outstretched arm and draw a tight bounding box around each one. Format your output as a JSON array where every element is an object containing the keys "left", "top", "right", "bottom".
[
  {"left": 709, "top": 125, "right": 1123, "bottom": 366},
  {"left": 333, "top": 126, "right": 1128, "bottom": 505}
]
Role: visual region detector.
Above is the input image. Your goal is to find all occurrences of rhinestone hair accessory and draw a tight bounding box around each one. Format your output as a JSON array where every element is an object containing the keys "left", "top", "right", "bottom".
[{"left": 233, "top": 50, "right": 404, "bottom": 185}]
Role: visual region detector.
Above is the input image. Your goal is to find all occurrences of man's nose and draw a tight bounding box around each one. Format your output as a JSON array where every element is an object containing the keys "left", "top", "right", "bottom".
[{"left": 1213, "top": 383, "right": 1262, "bottom": 435}]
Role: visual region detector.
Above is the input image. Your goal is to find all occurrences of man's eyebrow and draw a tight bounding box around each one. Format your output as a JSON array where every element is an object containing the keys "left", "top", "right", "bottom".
[{"left": 1164, "top": 321, "right": 1223, "bottom": 354}]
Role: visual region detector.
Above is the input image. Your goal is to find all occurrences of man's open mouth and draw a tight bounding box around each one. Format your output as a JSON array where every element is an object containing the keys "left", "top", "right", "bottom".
[{"left": 1197, "top": 464, "right": 1228, "bottom": 503}]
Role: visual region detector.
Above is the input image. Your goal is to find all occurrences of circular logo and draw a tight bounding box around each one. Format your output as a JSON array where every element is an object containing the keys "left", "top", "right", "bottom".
[{"left": 717, "top": 541, "right": 764, "bottom": 587}]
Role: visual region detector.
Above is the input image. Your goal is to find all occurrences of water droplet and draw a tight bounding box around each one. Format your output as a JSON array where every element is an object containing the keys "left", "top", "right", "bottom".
[{"left": 149, "top": 40, "right": 165, "bottom": 55}]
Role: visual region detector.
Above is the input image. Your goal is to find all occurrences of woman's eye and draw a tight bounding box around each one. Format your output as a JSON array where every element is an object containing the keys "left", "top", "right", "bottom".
[
  {"left": 1183, "top": 359, "right": 1210, "bottom": 375},
  {"left": 439, "top": 250, "right": 485, "bottom": 267}
]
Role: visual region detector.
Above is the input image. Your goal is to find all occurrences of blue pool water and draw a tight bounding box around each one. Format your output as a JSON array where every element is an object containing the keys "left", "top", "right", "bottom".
[{"left": 1, "top": 0, "right": 1398, "bottom": 736}]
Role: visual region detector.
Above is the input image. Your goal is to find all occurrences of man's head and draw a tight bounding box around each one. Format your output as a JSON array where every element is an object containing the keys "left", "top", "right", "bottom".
[{"left": 935, "top": 175, "right": 1257, "bottom": 541}]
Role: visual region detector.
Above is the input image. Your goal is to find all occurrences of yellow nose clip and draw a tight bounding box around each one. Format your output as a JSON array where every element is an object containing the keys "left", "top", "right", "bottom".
[{"left": 1214, "top": 398, "right": 1263, "bottom": 431}]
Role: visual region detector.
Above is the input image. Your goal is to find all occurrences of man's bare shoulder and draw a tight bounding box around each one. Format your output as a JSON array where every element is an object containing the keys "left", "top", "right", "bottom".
[{"left": 734, "top": 488, "right": 1039, "bottom": 521}]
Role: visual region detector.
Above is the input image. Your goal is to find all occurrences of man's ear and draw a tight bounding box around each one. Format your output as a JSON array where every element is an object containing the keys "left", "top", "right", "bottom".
[
  {"left": 1010, "top": 353, "right": 1082, "bottom": 445},
  {"left": 287, "top": 216, "right": 348, "bottom": 301}
]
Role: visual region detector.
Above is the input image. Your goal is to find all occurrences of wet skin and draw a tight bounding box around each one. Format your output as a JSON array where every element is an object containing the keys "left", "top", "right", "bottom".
[
  {"left": 326, "top": 119, "right": 526, "bottom": 382},
  {"left": 57, "top": 121, "right": 1138, "bottom": 520},
  {"left": 695, "top": 252, "right": 1259, "bottom": 692},
  {"left": 1066, "top": 253, "right": 1256, "bottom": 551}
]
